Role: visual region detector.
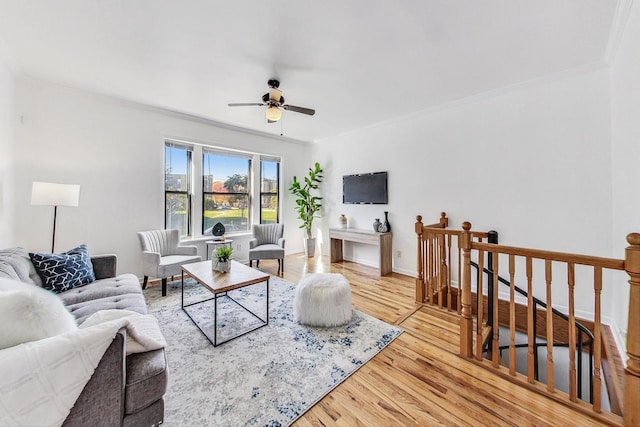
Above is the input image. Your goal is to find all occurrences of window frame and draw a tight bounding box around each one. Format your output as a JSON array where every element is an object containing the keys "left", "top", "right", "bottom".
[
  {"left": 201, "top": 149, "right": 252, "bottom": 235},
  {"left": 164, "top": 142, "right": 193, "bottom": 236},
  {"left": 164, "top": 139, "right": 282, "bottom": 238},
  {"left": 259, "top": 159, "right": 280, "bottom": 224}
]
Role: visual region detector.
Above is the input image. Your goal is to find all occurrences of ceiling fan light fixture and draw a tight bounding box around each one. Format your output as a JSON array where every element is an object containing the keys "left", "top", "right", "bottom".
[
  {"left": 269, "top": 88, "right": 282, "bottom": 102},
  {"left": 266, "top": 105, "right": 281, "bottom": 122}
]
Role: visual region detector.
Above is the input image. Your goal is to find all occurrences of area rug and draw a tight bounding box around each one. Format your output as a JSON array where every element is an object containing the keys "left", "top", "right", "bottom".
[{"left": 145, "top": 275, "right": 402, "bottom": 427}]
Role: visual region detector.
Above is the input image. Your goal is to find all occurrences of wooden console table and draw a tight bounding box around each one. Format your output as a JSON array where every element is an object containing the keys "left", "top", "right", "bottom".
[{"left": 329, "top": 228, "right": 393, "bottom": 276}]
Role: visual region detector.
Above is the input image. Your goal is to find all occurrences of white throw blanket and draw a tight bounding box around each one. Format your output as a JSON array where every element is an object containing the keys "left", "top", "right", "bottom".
[{"left": 0, "top": 310, "right": 166, "bottom": 427}]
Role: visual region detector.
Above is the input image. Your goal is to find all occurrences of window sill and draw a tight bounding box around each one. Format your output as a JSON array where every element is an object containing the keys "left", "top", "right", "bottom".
[{"left": 180, "top": 232, "right": 253, "bottom": 245}]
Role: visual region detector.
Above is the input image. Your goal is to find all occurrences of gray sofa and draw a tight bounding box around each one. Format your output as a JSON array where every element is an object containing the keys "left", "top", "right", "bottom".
[{"left": 0, "top": 248, "right": 168, "bottom": 427}]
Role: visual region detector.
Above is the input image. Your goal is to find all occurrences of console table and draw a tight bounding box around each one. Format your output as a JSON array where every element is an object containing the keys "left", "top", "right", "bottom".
[{"left": 329, "top": 228, "right": 393, "bottom": 276}]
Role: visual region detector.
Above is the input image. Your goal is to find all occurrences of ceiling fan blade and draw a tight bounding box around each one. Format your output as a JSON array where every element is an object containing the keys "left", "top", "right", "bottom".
[
  {"left": 228, "top": 103, "right": 265, "bottom": 107},
  {"left": 282, "top": 105, "right": 315, "bottom": 116}
]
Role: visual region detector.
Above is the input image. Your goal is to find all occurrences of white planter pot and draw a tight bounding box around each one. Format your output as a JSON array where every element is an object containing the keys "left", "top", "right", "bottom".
[
  {"left": 214, "top": 260, "right": 230, "bottom": 272},
  {"left": 305, "top": 238, "right": 316, "bottom": 258}
]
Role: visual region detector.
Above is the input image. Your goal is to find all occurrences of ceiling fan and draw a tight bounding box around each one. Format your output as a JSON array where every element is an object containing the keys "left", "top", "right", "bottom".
[{"left": 228, "top": 79, "right": 315, "bottom": 123}]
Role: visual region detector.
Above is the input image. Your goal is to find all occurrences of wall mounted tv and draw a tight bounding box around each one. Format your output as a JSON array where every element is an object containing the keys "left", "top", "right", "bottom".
[{"left": 343, "top": 171, "right": 388, "bottom": 204}]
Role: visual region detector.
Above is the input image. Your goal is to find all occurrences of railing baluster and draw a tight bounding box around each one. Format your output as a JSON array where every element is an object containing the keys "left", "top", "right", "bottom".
[
  {"left": 526, "top": 256, "right": 534, "bottom": 383},
  {"left": 438, "top": 234, "right": 443, "bottom": 309},
  {"left": 457, "top": 242, "right": 462, "bottom": 315},
  {"left": 447, "top": 234, "right": 453, "bottom": 311},
  {"left": 492, "top": 251, "right": 499, "bottom": 367},
  {"left": 509, "top": 254, "right": 516, "bottom": 376},
  {"left": 593, "top": 266, "right": 602, "bottom": 412},
  {"left": 545, "top": 260, "right": 555, "bottom": 392},
  {"left": 415, "top": 216, "right": 424, "bottom": 304},
  {"left": 568, "top": 262, "right": 577, "bottom": 402},
  {"left": 476, "top": 249, "right": 485, "bottom": 361}
]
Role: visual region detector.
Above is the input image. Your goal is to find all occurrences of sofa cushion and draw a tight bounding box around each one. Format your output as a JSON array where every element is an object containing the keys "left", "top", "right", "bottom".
[
  {"left": 125, "top": 349, "right": 168, "bottom": 415},
  {"left": 60, "top": 273, "right": 146, "bottom": 324},
  {"left": 0, "top": 277, "right": 77, "bottom": 350},
  {"left": 30, "top": 244, "right": 95, "bottom": 293},
  {"left": 0, "top": 247, "right": 42, "bottom": 286}
]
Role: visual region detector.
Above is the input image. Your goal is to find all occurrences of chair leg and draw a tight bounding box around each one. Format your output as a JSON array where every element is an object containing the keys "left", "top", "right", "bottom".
[
  {"left": 249, "top": 260, "right": 253, "bottom": 267},
  {"left": 281, "top": 258, "right": 284, "bottom": 273},
  {"left": 256, "top": 260, "right": 260, "bottom": 268},
  {"left": 142, "top": 276, "right": 148, "bottom": 289},
  {"left": 162, "top": 278, "right": 167, "bottom": 297}
]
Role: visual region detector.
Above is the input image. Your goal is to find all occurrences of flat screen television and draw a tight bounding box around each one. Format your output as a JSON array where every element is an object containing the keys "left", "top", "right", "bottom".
[{"left": 343, "top": 171, "right": 388, "bottom": 204}]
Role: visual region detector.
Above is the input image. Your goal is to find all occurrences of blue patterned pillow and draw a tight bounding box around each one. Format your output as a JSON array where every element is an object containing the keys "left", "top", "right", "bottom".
[{"left": 29, "top": 244, "right": 96, "bottom": 293}]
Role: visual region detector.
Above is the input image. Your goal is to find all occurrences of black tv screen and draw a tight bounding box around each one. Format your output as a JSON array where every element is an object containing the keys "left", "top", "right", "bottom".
[{"left": 343, "top": 172, "right": 388, "bottom": 204}]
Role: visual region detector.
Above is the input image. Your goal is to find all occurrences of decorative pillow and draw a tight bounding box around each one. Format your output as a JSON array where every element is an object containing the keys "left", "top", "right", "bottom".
[
  {"left": 0, "top": 277, "right": 78, "bottom": 350},
  {"left": 29, "top": 244, "right": 96, "bottom": 293}
]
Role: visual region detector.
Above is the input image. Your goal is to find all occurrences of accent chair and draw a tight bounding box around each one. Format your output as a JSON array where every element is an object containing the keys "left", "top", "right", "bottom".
[
  {"left": 249, "top": 223, "right": 285, "bottom": 273},
  {"left": 137, "top": 229, "right": 201, "bottom": 296}
]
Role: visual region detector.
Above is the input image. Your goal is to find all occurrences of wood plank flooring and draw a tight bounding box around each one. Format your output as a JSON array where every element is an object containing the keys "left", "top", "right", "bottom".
[{"left": 255, "top": 254, "right": 623, "bottom": 427}]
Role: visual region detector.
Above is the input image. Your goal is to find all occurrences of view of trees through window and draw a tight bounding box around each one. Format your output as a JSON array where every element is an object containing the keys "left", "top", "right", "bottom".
[
  {"left": 165, "top": 141, "right": 280, "bottom": 237},
  {"left": 203, "top": 152, "right": 250, "bottom": 233},
  {"left": 260, "top": 160, "right": 279, "bottom": 224},
  {"left": 165, "top": 144, "right": 191, "bottom": 236}
]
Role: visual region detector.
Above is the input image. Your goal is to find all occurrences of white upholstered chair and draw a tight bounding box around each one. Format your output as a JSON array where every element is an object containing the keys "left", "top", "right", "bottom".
[
  {"left": 248, "top": 223, "right": 285, "bottom": 273},
  {"left": 137, "top": 229, "right": 202, "bottom": 296}
]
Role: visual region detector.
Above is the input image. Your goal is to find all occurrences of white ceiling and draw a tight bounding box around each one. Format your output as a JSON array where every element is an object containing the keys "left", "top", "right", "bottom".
[{"left": 0, "top": 1, "right": 621, "bottom": 142}]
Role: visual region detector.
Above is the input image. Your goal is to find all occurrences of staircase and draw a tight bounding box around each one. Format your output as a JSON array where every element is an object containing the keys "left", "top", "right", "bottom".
[{"left": 414, "top": 212, "right": 640, "bottom": 426}]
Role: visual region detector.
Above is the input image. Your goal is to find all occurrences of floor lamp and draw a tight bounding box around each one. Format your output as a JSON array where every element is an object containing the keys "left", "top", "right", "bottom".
[{"left": 31, "top": 181, "right": 80, "bottom": 253}]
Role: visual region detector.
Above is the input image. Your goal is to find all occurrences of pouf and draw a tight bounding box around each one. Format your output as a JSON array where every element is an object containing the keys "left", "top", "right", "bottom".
[{"left": 294, "top": 273, "right": 352, "bottom": 327}]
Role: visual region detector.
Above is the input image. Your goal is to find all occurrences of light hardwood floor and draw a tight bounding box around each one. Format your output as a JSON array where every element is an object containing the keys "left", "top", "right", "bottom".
[{"left": 252, "top": 253, "right": 620, "bottom": 427}]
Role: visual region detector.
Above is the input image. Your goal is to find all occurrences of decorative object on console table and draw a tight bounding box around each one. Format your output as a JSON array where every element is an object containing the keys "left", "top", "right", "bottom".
[
  {"left": 213, "top": 245, "right": 233, "bottom": 272},
  {"left": 378, "top": 211, "right": 391, "bottom": 232},
  {"left": 373, "top": 218, "right": 381, "bottom": 232},
  {"left": 212, "top": 222, "right": 225, "bottom": 240},
  {"left": 339, "top": 214, "right": 347, "bottom": 229},
  {"left": 30, "top": 181, "right": 80, "bottom": 253},
  {"left": 288, "top": 162, "right": 323, "bottom": 258}
]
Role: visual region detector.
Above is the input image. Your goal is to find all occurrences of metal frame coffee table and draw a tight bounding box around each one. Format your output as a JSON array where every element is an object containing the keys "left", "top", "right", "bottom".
[{"left": 181, "top": 260, "right": 269, "bottom": 346}]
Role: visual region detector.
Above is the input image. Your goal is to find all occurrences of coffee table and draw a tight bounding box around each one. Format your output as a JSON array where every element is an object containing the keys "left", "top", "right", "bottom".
[{"left": 181, "top": 260, "right": 269, "bottom": 347}]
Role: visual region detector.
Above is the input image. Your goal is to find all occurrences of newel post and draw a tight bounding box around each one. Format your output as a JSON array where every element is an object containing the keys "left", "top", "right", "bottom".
[
  {"left": 624, "top": 233, "right": 640, "bottom": 426},
  {"left": 460, "top": 221, "right": 473, "bottom": 358},
  {"left": 439, "top": 212, "right": 449, "bottom": 228},
  {"left": 415, "top": 215, "right": 424, "bottom": 303}
]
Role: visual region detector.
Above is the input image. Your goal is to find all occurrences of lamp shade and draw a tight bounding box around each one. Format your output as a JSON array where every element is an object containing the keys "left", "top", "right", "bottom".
[
  {"left": 265, "top": 105, "right": 282, "bottom": 122},
  {"left": 31, "top": 182, "right": 80, "bottom": 207}
]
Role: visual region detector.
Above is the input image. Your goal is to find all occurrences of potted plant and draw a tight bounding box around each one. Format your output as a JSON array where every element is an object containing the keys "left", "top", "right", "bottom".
[
  {"left": 289, "top": 162, "right": 323, "bottom": 257},
  {"left": 213, "top": 245, "right": 233, "bottom": 272}
]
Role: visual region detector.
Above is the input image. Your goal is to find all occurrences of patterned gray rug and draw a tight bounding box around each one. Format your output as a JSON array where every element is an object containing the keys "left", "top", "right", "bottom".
[{"left": 145, "top": 275, "right": 402, "bottom": 427}]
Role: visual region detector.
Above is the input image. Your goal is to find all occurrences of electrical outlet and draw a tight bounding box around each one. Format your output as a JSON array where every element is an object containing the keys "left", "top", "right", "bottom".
[
  {"left": 396, "top": 250, "right": 402, "bottom": 258},
  {"left": 237, "top": 243, "right": 242, "bottom": 250}
]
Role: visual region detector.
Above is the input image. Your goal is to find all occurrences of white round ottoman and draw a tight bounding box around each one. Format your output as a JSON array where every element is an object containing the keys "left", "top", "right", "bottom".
[{"left": 294, "top": 273, "right": 352, "bottom": 327}]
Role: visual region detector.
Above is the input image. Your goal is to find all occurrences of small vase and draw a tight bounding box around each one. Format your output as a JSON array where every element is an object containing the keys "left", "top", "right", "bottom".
[
  {"left": 339, "top": 214, "right": 347, "bottom": 229},
  {"left": 214, "top": 260, "right": 230, "bottom": 273},
  {"left": 373, "top": 218, "right": 381, "bottom": 232},
  {"left": 382, "top": 211, "right": 391, "bottom": 232}
]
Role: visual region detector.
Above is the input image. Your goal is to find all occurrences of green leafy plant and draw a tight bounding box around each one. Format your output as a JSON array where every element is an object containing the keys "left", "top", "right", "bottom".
[
  {"left": 288, "top": 162, "right": 323, "bottom": 239},
  {"left": 214, "top": 245, "right": 233, "bottom": 262}
]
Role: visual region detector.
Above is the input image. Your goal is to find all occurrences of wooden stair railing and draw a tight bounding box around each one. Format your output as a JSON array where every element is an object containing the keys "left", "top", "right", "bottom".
[
  {"left": 415, "top": 213, "right": 639, "bottom": 425},
  {"left": 458, "top": 222, "right": 640, "bottom": 426}
]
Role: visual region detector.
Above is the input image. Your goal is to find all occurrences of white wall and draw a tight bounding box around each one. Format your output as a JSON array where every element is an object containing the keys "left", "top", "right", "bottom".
[
  {"left": 611, "top": 0, "right": 640, "bottom": 335},
  {"left": 12, "top": 77, "right": 310, "bottom": 275},
  {"left": 0, "top": 49, "right": 16, "bottom": 248},
  {"left": 313, "top": 67, "right": 614, "bottom": 317}
]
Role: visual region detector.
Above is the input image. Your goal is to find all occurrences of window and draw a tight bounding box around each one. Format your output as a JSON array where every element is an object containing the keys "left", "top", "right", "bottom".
[
  {"left": 260, "top": 159, "right": 280, "bottom": 224},
  {"left": 165, "top": 139, "right": 281, "bottom": 237},
  {"left": 165, "top": 143, "right": 192, "bottom": 236},
  {"left": 202, "top": 150, "right": 251, "bottom": 234}
]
